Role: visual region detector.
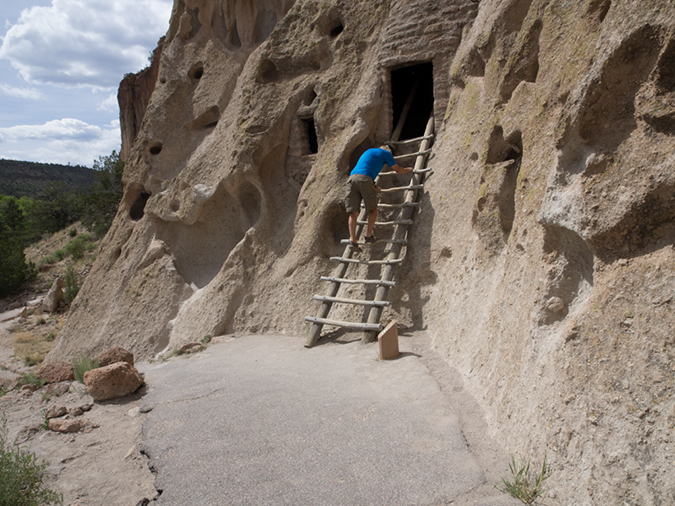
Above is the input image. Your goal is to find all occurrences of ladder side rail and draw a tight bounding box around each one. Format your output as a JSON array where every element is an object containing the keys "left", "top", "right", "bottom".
[
  {"left": 305, "top": 206, "right": 368, "bottom": 347},
  {"left": 362, "top": 113, "right": 435, "bottom": 343}
]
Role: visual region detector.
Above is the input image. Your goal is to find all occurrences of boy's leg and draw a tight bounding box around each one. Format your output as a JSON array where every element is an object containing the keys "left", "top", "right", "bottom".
[
  {"left": 348, "top": 211, "right": 359, "bottom": 243},
  {"left": 366, "top": 208, "right": 377, "bottom": 239}
]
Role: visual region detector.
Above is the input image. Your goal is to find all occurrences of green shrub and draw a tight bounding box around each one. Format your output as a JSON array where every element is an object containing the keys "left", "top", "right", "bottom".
[
  {"left": 0, "top": 229, "right": 37, "bottom": 298},
  {"left": 496, "top": 455, "right": 549, "bottom": 505},
  {"left": 63, "top": 266, "right": 80, "bottom": 305},
  {"left": 0, "top": 416, "right": 62, "bottom": 505},
  {"left": 68, "top": 228, "right": 77, "bottom": 237},
  {"left": 72, "top": 355, "right": 99, "bottom": 383},
  {"left": 64, "top": 234, "right": 94, "bottom": 260},
  {"left": 17, "top": 373, "right": 45, "bottom": 390},
  {"left": 53, "top": 250, "right": 66, "bottom": 262}
]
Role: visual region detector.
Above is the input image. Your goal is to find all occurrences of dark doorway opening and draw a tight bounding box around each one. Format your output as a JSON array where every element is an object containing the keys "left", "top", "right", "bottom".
[
  {"left": 304, "top": 118, "right": 318, "bottom": 154},
  {"left": 391, "top": 62, "right": 434, "bottom": 140}
]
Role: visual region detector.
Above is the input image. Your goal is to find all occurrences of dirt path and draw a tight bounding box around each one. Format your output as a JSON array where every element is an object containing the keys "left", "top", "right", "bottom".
[
  {"left": 1, "top": 302, "right": 515, "bottom": 505},
  {"left": 0, "top": 308, "right": 156, "bottom": 506}
]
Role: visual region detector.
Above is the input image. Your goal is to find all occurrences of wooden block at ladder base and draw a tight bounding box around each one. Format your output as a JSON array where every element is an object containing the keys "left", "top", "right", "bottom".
[{"left": 378, "top": 320, "right": 399, "bottom": 360}]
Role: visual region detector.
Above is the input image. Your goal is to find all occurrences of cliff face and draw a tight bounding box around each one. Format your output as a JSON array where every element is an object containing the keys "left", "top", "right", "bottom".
[
  {"left": 49, "top": 0, "right": 675, "bottom": 502},
  {"left": 118, "top": 39, "right": 165, "bottom": 161}
]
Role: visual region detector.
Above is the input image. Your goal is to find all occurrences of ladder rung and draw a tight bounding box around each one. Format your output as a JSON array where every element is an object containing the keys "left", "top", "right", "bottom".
[
  {"left": 362, "top": 202, "right": 419, "bottom": 209},
  {"left": 313, "top": 295, "right": 390, "bottom": 307},
  {"left": 391, "top": 134, "right": 434, "bottom": 145},
  {"left": 330, "top": 257, "right": 404, "bottom": 265},
  {"left": 379, "top": 184, "right": 424, "bottom": 193},
  {"left": 355, "top": 219, "right": 413, "bottom": 227},
  {"left": 340, "top": 238, "right": 407, "bottom": 245},
  {"left": 394, "top": 148, "right": 432, "bottom": 160},
  {"left": 320, "top": 276, "right": 396, "bottom": 287},
  {"left": 377, "top": 167, "right": 432, "bottom": 176},
  {"left": 305, "top": 316, "right": 382, "bottom": 331}
]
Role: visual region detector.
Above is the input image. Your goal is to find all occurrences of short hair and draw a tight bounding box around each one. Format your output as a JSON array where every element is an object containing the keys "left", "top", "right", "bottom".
[{"left": 381, "top": 143, "right": 395, "bottom": 153}]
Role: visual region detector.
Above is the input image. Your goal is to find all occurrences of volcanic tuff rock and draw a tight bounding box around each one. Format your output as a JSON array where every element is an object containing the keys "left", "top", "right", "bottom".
[{"left": 49, "top": 0, "right": 675, "bottom": 503}]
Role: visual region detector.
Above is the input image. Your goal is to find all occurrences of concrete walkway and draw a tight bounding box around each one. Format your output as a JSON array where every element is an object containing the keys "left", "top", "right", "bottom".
[{"left": 140, "top": 334, "right": 516, "bottom": 505}]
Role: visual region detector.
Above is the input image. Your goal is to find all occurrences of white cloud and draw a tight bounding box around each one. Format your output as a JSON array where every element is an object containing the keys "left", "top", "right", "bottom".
[
  {"left": 0, "top": 0, "right": 172, "bottom": 89},
  {"left": 0, "top": 83, "right": 42, "bottom": 99},
  {"left": 0, "top": 118, "right": 120, "bottom": 165},
  {"left": 97, "top": 92, "right": 119, "bottom": 112}
]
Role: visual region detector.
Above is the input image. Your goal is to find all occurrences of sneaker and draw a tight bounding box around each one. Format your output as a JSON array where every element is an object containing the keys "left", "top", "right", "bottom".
[
  {"left": 349, "top": 240, "right": 361, "bottom": 251},
  {"left": 364, "top": 235, "right": 377, "bottom": 244}
]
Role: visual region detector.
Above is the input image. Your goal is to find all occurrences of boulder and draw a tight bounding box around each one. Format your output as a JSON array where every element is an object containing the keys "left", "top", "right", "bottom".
[
  {"left": 37, "top": 362, "right": 75, "bottom": 384},
  {"left": 178, "top": 343, "right": 203, "bottom": 354},
  {"left": 44, "top": 381, "right": 70, "bottom": 396},
  {"left": 42, "top": 277, "right": 65, "bottom": 313},
  {"left": 96, "top": 346, "right": 135, "bottom": 367},
  {"left": 48, "top": 418, "right": 98, "bottom": 433},
  {"left": 46, "top": 405, "right": 68, "bottom": 419},
  {"left": 83, "top": 362, "right": 143, "bottom": 402}
]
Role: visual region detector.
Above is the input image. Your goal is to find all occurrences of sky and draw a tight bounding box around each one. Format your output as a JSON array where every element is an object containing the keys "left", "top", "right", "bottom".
[{"left": 0, "top": 0, "right": 173, "bottom": 167}]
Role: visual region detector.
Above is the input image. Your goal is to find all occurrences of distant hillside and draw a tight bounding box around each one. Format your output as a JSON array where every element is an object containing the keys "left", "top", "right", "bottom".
[{"left": 0, "top": 159, "right": 95, "bottom": 198}]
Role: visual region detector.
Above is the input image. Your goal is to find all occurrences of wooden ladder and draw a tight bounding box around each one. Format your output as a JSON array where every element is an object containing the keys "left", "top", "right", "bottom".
[{"left": 304, "top": 112, "right": 434, "bottom": 347}]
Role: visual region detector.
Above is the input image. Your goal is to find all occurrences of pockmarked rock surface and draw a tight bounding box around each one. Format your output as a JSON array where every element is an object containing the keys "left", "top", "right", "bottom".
[
  {"left": 37, "top": 362, "right": 74, "bottom": 384},
  {"left": 49, "top": 0, "right": 675, "bottom": 503},
  {"left": 96, "top": 346, "right": 135, "bottom": 367},
  {"left": 84, "top": 362, "right": 144, "bottom": 402}
]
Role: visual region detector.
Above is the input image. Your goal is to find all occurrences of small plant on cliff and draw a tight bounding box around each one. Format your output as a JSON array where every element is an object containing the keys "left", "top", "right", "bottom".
[
  {"left": 63, "top": 265, "right": 80, "bottom": 305},
  {"left": 17, "top": 373, "right": 45, "bottom": 390},
  {"left": 72, "top": 355, "right": 99, "bottom": 384},
  {"left": 0, "top": 416, "right": 63, "bottom": 505},
  {"left": 496, "top": 454, "right": 550, "bottom": 505}
]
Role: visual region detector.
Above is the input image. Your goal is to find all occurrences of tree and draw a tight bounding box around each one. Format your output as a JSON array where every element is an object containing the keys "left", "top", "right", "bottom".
[
  {"left": 81, "top": 150, "right": 124, "bottom": 238},
  {"left": 27, "top": 182, "right": 82, "bottom": 235},
  {"left": 0, "top": 229, "right": 36, "bottom": 298},
  {"left": 0, "top": 197, "right": 25, "bottom": 232}
]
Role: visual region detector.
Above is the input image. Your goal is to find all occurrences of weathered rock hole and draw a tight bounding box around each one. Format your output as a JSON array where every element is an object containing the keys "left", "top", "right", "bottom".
[
  {"left": 578, "top": 24, "right": 662, "bottom": 151},
  {"left": 169, "top": 200, "right": 180, "bottom": 212},
  {"left": 330, "top": 23, "right": 344, "bottom": 38},
  {"left": 391, "top": 62, "right": 434, "bottom": 140},
  {"left": 155, "top": 184, "right": 260, "bottom": 289},
  {"left": 304, "top": 88, "right": 318, "bottom": 106},
  {"left": 256, "top": 8, "right": 279, "bottom": 45},
  {"left": 304, "top": 119, "right": 319, "bottom": 154},
  {"left": 181, "top": 7, "right": 202, "bottom": 40},
  {"left": 149, "top": 143, "right": 163, "bottom": 155},
  {"left": 465, "top": 47, "right": 486, "bottom": 78},
  {"left": 503, "top": 0, "right": 534, "bottom": 34},
  {"left": 499, "top": 19, "right": 541, "bottom": 103},
  {"left": 159, "top": 77, "right": 167, "bottom": 84},
  {"left": 589, "top": 181, "right": 675, "bottom": 261},
  {"left": 186, "top": 106, "right": 221, "bottom": 131},
  {"left": 540, "top": 225, "right": 594, "bottom": 325},
  {"left": 655, "top": 38, "right": 675, "bottom": 93},
  {"left": 130, "top": 191, "right": 151, "bottom": 221},
  {"left": 486, "top": 125, "right": 522, "bottom": 164},
  {"left": 321, "top": 202, "right": 349, "bottom": 255},
  {"left": 257, "top": 59, "right": 280, "bottom": 84},
  {"left": 586, "top": 0, "right": 611, "bottom": 23},
  {"left": 236, "top": 181, "right": 262, "bottom": 230},
  {"left": 644, "top": 114, "right": 675, "bottom": 136},
  {"left": 188, "top": 63, "right": 204, "bottom": 80}
]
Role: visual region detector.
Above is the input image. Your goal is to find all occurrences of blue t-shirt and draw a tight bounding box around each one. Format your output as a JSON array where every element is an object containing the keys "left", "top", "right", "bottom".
[{"left": 350, "top": 148, "right": 397, "bottom": 180}]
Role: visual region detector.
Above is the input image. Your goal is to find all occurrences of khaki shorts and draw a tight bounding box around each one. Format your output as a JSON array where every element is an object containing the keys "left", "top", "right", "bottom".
[{"left": 344, "top": 174, "right": 378, "bottom": 213}]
